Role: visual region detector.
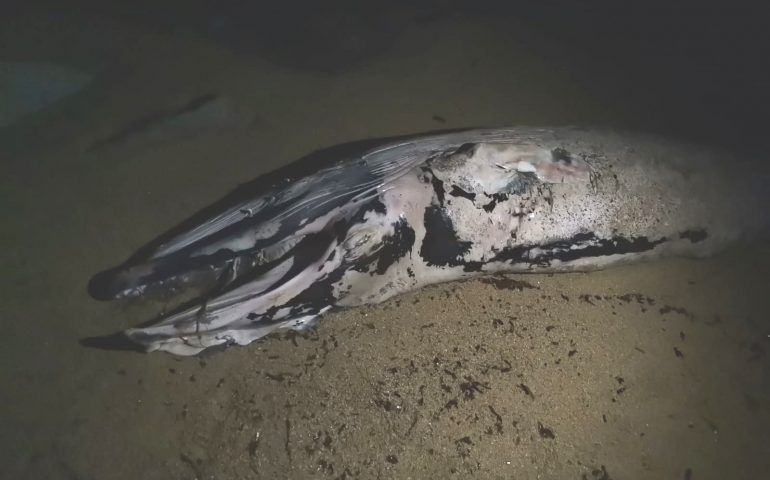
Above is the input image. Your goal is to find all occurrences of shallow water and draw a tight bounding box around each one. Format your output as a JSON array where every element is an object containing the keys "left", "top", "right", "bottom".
[{"left": 2, "top": 3, "right": 769, "bottom": 479}]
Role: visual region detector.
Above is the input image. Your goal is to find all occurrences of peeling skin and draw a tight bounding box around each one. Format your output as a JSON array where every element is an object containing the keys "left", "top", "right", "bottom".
[{"left": 91, "top": 128, "right": 767, "bottom": 355}]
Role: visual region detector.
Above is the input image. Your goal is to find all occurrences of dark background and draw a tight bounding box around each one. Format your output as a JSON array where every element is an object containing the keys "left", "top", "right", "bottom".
[{"left": 6, "top": 0, "right": 769, "bottom": 152}]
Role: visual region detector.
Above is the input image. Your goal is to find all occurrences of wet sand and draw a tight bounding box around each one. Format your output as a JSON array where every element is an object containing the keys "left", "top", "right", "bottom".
[{"left": 1, "top": 5, "right": 769, "bottom": 480}]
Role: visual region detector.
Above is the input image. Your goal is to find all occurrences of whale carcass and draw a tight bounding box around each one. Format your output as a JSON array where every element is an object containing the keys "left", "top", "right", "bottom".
[{"left": 87, "top": 128, "right": 767, "bottom": 355}]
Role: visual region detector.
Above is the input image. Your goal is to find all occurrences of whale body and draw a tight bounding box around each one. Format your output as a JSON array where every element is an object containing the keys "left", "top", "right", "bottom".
[{"left": 88, "top": 128, "right": 766, "bottom": 355}]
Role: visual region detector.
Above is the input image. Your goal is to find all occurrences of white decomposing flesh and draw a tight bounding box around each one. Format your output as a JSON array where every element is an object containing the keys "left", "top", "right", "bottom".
[
  {"left": 128, "top": 238, "right": 343, "bottom": 354},
  {"left": 516, "top": 161, "right": 537, "bottom": 173},
  {"left": 118, "top": 128, "right": 764, "bottom": 355},
  {"left": 337, "top": 142, "right": 595, "bottom": 306}
]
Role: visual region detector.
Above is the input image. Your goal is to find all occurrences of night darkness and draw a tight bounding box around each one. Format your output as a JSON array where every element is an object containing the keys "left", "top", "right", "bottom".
[{"left": 2, "top": 1, "right": 769, "bottom": 479}]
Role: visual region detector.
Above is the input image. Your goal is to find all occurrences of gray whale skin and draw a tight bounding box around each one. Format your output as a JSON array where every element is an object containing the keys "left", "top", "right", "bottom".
[{"left": 87, "top": 128, "right": 767, "bottom": 355}]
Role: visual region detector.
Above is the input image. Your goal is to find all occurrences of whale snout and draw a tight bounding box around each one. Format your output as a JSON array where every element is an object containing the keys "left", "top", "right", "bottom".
[
  {"left": 88, "top": 267, "right": 133, "bottom": 301},
  {"left": 87, "top": 262, "right": 180, "bottom": 300}
]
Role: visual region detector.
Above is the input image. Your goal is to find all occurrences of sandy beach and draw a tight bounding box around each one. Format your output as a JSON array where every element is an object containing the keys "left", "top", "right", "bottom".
[{"left": 1, "top": 4, "right": 768, "bottom": 479}]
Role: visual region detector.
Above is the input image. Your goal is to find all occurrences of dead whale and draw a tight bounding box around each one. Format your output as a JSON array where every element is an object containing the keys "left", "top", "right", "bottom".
[{"left": 87, "top": 128, "right": 767, "bottom": 355}]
